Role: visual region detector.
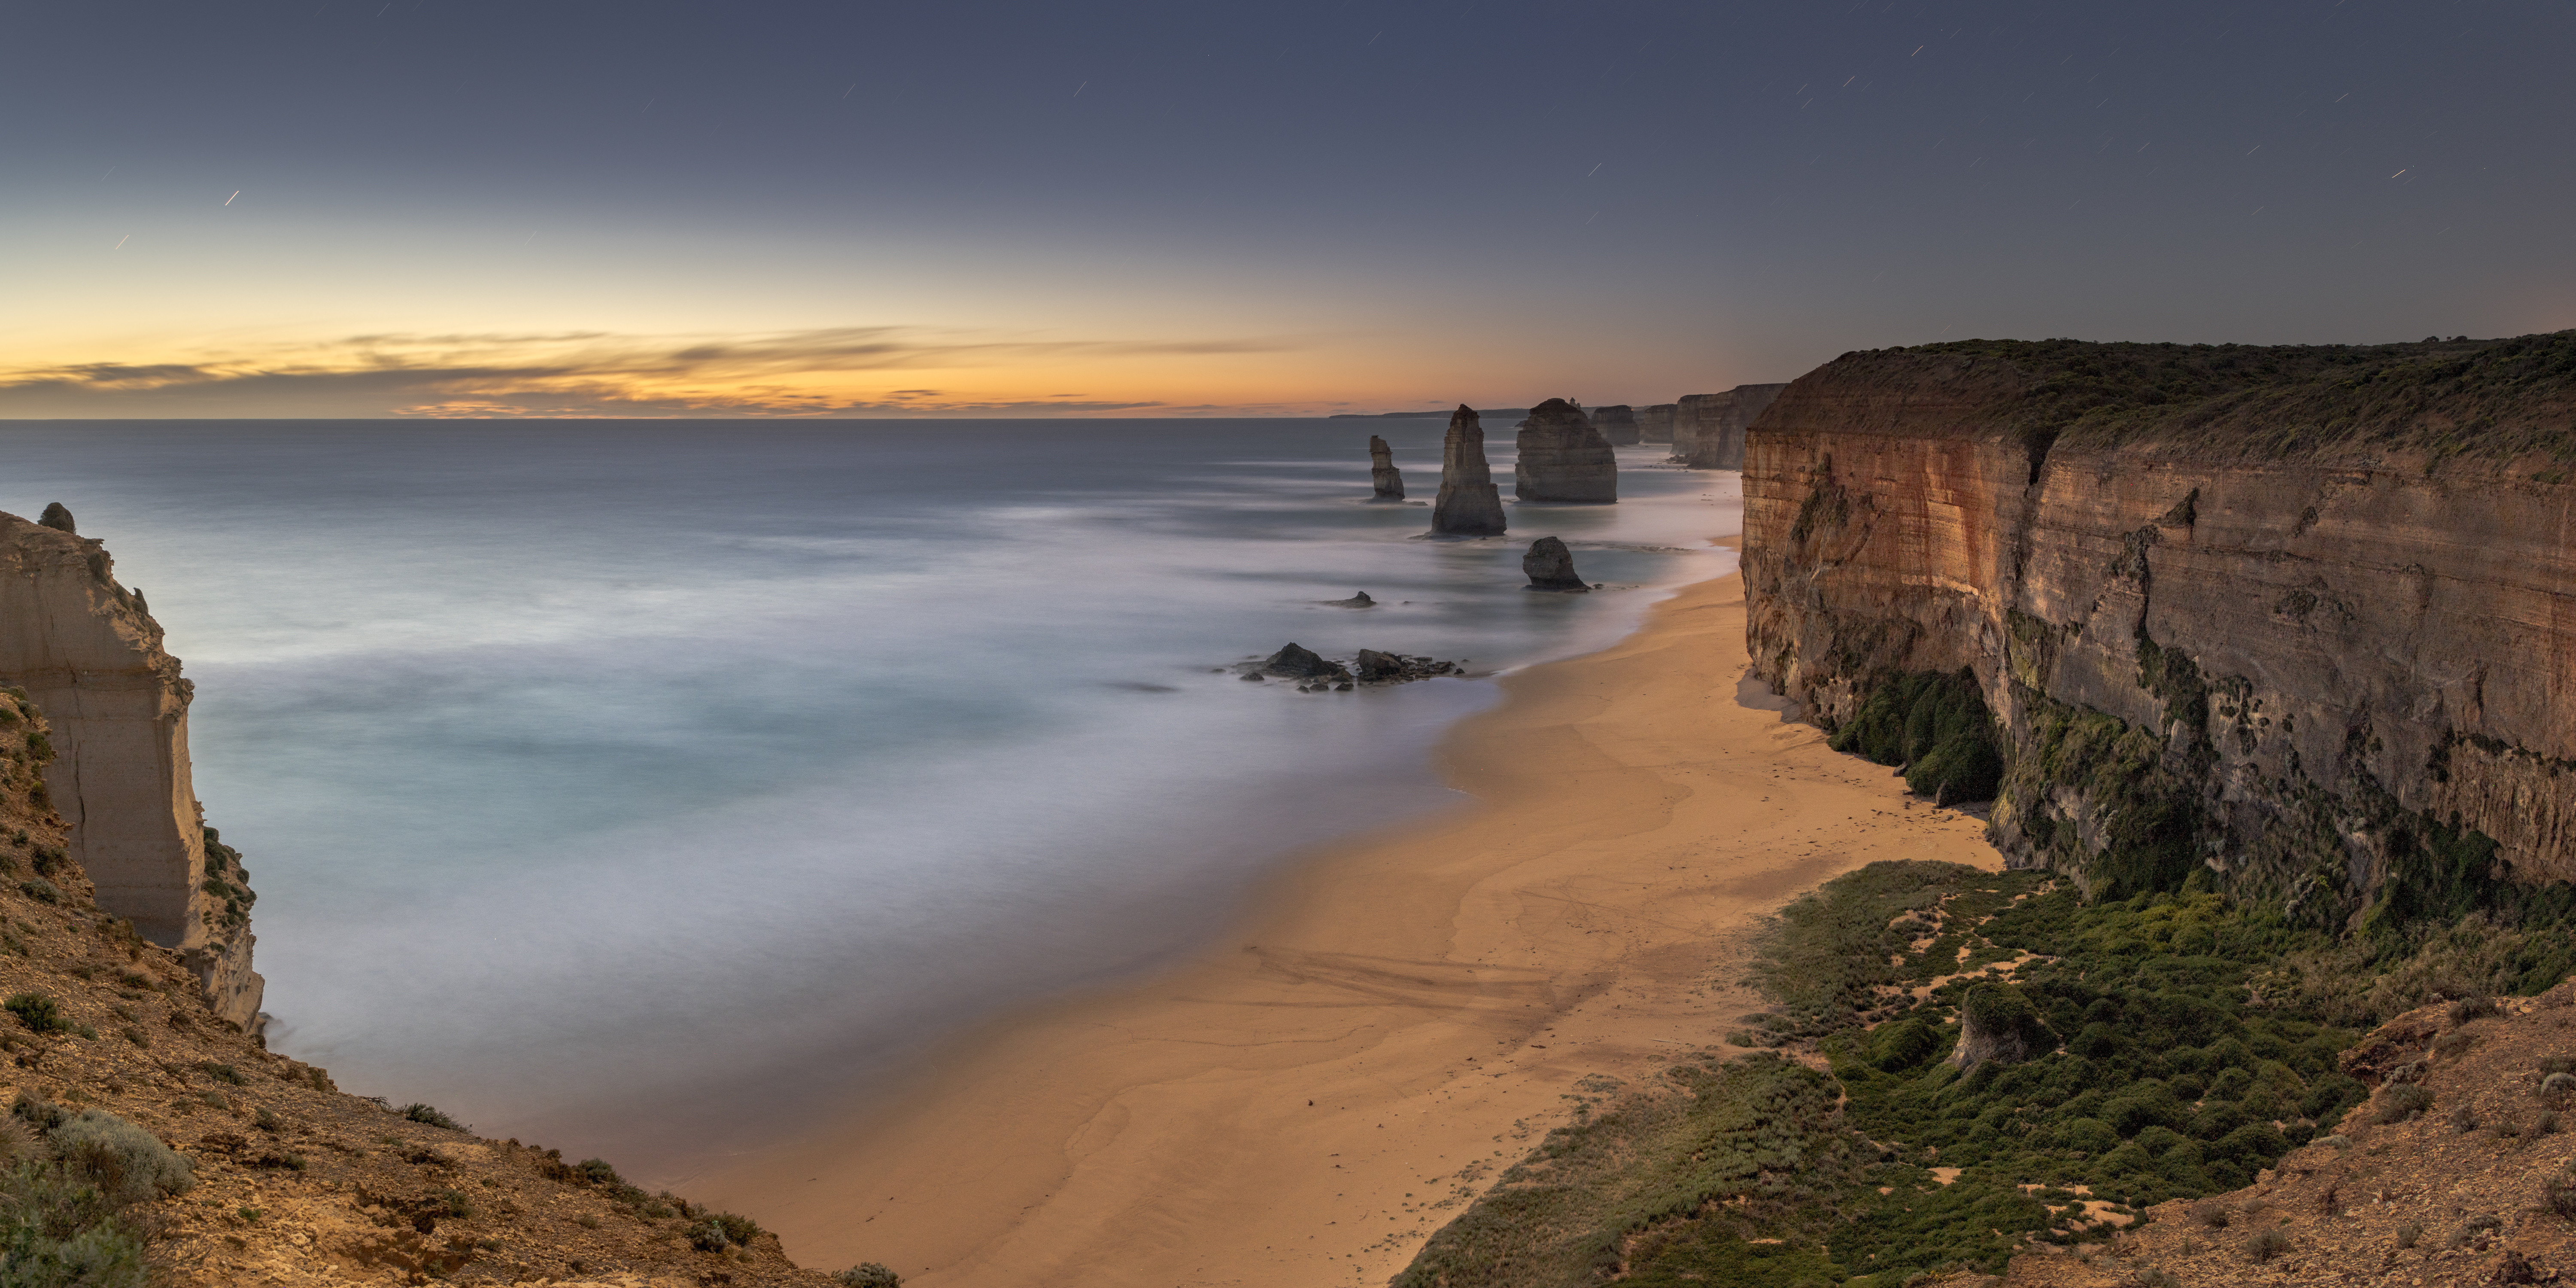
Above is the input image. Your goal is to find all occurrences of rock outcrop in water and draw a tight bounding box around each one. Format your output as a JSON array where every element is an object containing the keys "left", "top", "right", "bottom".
[
  {"left": 1674, "top": 383, "right": 1791, "bottom": 469},
  {"left": 1513, "top": 399, "right": 1617, "bottom": 503},
  {"left": 1430, "top": 405, "right": 1508, "bottom": 535},
  {"left": 1744, "top": 332, "right": 2576, "bottom": 920},
  {"left": 1590, "top": 405, "right": 1640, "bottom": 446},
  {"left": 1522, "top": 536, "right": 1588, "bottom": 591},
  {"left": 0, "top": 511, "right": 262, "bottom": 1027},
  {"left": 1637, "top": 403, "right": 1677, "bottom": 445},
  {"left": 1367, "top": 435, "right": 1405, "bottom": 501}
]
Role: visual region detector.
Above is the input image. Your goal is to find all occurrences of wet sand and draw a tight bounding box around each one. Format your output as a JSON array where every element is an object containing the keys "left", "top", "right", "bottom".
[{"left": 690, "top": 559, "right": 2004, "bottom": 1286}]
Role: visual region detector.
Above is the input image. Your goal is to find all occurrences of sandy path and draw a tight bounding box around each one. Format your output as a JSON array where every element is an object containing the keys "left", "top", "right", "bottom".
[{"left": 691, "top": 564, "right": 2003, "bottom": 1286}]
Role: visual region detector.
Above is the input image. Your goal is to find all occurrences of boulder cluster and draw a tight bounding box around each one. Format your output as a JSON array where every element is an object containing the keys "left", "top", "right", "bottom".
[{"left": 1241, "top": 643, "right": 1464, "bottom": 691}]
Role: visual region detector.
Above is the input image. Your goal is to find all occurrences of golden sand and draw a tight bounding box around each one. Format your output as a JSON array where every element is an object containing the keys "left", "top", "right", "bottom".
[{"left": 692, "top": 560, "right": 2003, "bottom": 1286}]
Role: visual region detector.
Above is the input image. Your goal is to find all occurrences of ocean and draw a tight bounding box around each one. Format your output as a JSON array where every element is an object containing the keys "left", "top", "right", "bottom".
[{"left": 1, "top": 418, "right": 1739, "bottom": 1176}]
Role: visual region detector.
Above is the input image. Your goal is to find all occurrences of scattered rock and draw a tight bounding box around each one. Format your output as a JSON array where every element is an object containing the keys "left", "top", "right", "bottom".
[
  {"left": 1368, "top": 436, "right": 1406, "bottom": 501},
  {"left": 1514, "top": 399, "right": 1617, "bottom": 503},
  {"left": 1352, "top": 650, "right": 1463, "bottom": 683},
  {"left": 1523, "top": 536, "right": 1589, "bottom": 591},
  {"left": 37, "top": 502, "right": 74, "bottom": 534},
  {"left": 1264, "top": 642, "right": 1350, "bottom": 680},
  {"left": 1430, "top": 406, "right": 1507, "bottom": 536}
]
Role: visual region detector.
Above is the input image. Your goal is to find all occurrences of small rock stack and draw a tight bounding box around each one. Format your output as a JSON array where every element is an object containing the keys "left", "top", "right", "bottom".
[
  {"left": 1430, "top": 406, "right": 1508, "bottom": 535},
  {"left": 1522, "top": 536, "right": 1589, "bottom": 591},
  {"left": 1367, "top": 435, "right": 1406, "bottom": 501}
]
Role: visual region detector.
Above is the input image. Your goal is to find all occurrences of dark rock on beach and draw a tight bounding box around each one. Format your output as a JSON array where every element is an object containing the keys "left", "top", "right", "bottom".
[
  {"left": 1522, "top": 536, "right": 1589, "bottom": 591},
  {"left": 1327, "top": 591, "right": 1376, "bottom": 607},
  {"left": 1430, "top": 405, "right": 1508, "bottom": 536},
  {"left": 1368, "top": 435, "right": 1406, "bottom": 501},
  {"left": 1513, "top": 399, "right": 1617, "bottom": 503}
]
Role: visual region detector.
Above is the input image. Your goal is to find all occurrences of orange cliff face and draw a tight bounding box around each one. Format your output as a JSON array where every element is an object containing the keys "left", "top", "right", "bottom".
[
  {"left": 1741, "top": 334, "right": 2576, "bottom": 919},
  {"left": 0, "top": 510, "right": 262, "bottom": 1027}
]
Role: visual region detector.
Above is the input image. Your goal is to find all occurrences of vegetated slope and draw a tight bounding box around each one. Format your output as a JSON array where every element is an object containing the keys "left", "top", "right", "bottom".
[
  {"left": 1940, "top": 984, "right": 2576, "bottom": 1287},
  {"left": 1394, "top": 858, "right": 2574, "bottom": 1288},
  {"left": 0, "top": 685, "right": 861, "bottom": 1288},
  {"left": 1742, "top": 331, "right": 2576, "bottom": 923}
]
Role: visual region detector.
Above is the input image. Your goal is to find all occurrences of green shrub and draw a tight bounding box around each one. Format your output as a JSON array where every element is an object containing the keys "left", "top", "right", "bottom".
[
  {"left": 686, "top": 1212, "right": 762, "bottom": 1251},
  {"left": 196, "top": 1062, "right": 244, "bottom": 1086},
  {"left": 574, "top": 1157, "right": 620, "bottom": 1185},
  {"left": 16, "top": 879, "right": 60, "bottom": 905},
  {"left": 2396, "top": 1221, "right": 2423, "bottom": 1247},
  {"left": 838, "top": 1266, "right": 903, "bottom": 1288},
  {"left": 400, "top": 1103, "right": 462, "bottom": 1130},
  {"left": 2545, "top": 1171, "right": 2576, "bottom": 1219},
  {"left": 5, "top": 994, "right": 68, "bottom": 1033},
  {"left": 2244, "top": 1226, "right": 2291, "bottom": 1263},
  {"left": 1865, "top": 1017, "right": 1941, "bottom": 1072},
  {"left": 51, "top": 1110, "right": 193, "bottom": 1203},
  {"left": 1828, "top": 670, "right": 2004, "bottom": 804},
  {"left": 2374, "top": 1084, "right": 2433, "bottom": 1124}
]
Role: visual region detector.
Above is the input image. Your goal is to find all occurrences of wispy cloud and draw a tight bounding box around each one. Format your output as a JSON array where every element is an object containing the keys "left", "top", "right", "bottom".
[{"left": 0, "top": 326, "right": 1302, "bottom": 418}]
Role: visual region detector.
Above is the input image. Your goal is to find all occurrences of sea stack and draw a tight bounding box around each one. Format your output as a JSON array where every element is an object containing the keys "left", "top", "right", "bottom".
[
  {"left": 1591, "top": 405, "right": 1640, "bottom": 446},
  {"left": 0, "top": 511, "right": 263, "bottom": 1027},
  {"left": 1513, "top": 398, "right": 1618, "bottom": 503},
  {"left": 1676, "top": 383, "right": 1791, "bottom": 469},
  {"left": 1637, "top": 403, "right": 1677, "bottom": 445},
  {"left": 1430, "top": 405, "right": 1507, "bottom": 535},
  {"left": 1367, "top": 435, "right": 1405, "bottom": 501},
  {"left": 1522, "top": 536, "right": 1588, "bottom": 591}
]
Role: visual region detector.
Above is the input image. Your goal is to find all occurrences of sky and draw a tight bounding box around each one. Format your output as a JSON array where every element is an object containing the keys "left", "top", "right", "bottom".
[{"left": 3, "top": 0, "right": 2570, "bottom": 418}]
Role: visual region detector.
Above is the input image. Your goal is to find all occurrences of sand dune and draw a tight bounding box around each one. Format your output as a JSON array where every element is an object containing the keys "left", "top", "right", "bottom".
[{"left": 693, "top": 560, "right": 2005, "bottom": 1286}]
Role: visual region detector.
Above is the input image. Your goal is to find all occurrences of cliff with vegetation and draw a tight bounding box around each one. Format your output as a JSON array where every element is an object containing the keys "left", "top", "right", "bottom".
[
  {"left": 0, "top": 512, "right": 261, "bottom": 1027},
  {"left": 1741, "top": 333, "right": 2576, "bottom": 924},
  {"left": 0, "top": 661, "right": 875, "bottom": 1286}
]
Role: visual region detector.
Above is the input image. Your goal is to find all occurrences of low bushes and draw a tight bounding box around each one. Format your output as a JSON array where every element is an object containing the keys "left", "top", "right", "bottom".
[{"left": 1828, "top": 670, "right": 2004, "bottom": 804}]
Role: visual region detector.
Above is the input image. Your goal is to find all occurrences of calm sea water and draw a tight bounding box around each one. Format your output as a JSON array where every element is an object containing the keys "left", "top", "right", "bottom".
[{"left": 0, "top": 419, "right": 1739, "bottom": 1175}]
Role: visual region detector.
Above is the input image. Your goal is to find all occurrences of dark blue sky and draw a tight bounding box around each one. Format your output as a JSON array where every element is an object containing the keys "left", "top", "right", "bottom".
[{"left": 5, "top": 1, "right": 2568, "bottom": 415}]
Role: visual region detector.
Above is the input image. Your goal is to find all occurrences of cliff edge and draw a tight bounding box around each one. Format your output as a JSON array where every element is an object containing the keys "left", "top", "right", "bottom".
[
  {"left": 1743, "top": 332, "right": 2576, "bottom": 922},
  {"left": 0, "top": 511, "right": 262, "bottom": 1026}
]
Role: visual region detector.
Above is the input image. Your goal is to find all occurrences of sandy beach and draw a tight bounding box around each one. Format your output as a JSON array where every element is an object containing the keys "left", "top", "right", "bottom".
[{"left": 692, "top": 555, "right": 2005, "bottom": 1286}]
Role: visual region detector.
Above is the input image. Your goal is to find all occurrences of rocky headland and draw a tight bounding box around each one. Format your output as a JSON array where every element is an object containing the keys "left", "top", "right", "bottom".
[
  {"left": 1672, "top": 382, "right": 1790, "bottom": 469},
  {"left": 1589, "top": 405, "right": 1640, "bottom": 446},
  {"left": 1512, "top": 398, "right": 1617, "bottom": 503},
  {"left": 1742, "top": 332, "right": 2576, "bottom": 921},
  {"left": 1637, "top": 403, "right": 1677, "bottom": 445},
  {"left": 0, "top": 510, "right": 261, "bottom": 1029},
  {"left": 1431, "top": 405, "right": 1509, "bottom": 535}
]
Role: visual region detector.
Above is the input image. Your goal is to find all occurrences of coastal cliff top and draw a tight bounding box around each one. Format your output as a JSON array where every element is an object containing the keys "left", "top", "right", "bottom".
[{"left": 1780, "top": 331, "right": 2576, "bottom": 469}]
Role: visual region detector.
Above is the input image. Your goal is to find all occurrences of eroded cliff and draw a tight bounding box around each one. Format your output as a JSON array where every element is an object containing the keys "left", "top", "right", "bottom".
[
  {"left": 1744, "top": 333, "right": 2576, "bottom": 923},
  {"left": 0, "top": 511, "right": 262, "bottom": 1026},
  {"left": 1674, "top": 382, "right": 1789, "bottom": 469}
]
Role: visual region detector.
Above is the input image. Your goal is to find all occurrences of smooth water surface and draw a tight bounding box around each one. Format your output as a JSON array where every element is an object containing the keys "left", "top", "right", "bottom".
[{"left": 0, "top": 419, "right": 1739, "bottom": 1173}]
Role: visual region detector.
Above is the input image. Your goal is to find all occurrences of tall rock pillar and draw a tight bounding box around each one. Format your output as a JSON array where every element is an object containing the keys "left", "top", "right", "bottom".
[
  {"left": 0, "top": 511, "right": 262, "bottom": 1028},
  {"left": 1430, "top": 406, "right": 1508, "bottom": 535},
  {"left": 1514, "top": 398, "right": 1618, "bottom": 503}
]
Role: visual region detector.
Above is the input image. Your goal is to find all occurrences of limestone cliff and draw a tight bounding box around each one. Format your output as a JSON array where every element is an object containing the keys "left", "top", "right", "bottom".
[
  {"left": 1674, "top": 382, "right": 1790, "bottom": 469},
  {"left": 1637, "top": 403, "right": 1677, "bottom": 445},
  {"left": 1431, "top": 405, "right": 1508, "bottom": 535},
  {"left": 1743, "top": 332, "right": 2576, "bottom": 924},
  {"left": 0, "top": 510, "right": 262, "bottom": 1026},
  {"left": 1513, "top": 398, "right": 1617, "bottom": 503},
  {"left": 1590, "top": 405, "right": 1640, "bottom": 446},
  {"left": 1367, "top": 434, "right": 1405, "bottom": 501}
]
